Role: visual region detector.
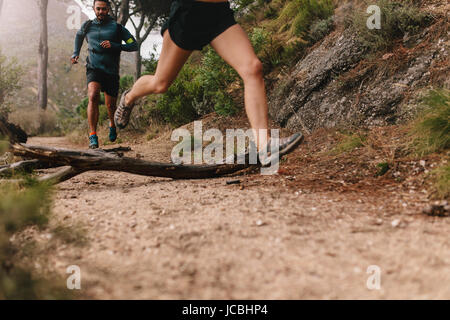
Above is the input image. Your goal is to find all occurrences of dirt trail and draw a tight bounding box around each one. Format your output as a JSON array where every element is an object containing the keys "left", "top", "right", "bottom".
[{"left": 21, "top": 134, "right": 450, "bottom": 299}]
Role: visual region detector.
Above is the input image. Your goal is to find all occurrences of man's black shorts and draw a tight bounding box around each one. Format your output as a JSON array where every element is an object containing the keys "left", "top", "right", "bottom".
[
  {"left": 86, "top": 67, "right": 120, "bottom": 98},
  {"left": 160, "top": 1, "right": 237, "bottom": 51}
]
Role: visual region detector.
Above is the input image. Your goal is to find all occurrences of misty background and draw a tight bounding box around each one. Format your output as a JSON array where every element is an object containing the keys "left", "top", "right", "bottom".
[{"left": 0, "top": 0, "right": 162, "bottom": 118}]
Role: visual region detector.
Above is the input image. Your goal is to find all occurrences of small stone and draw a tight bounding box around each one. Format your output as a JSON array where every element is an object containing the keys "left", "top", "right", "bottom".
[
  {"left": 372, "top": 219, "right": 383, "bottom": 225},
  {"left": 391, "top": 219, "right": 401, "bottom": 227},
  {"left": 256, "top": 220, "right": 265, "bottom": 227},
  {"left": 419, "top": 160, "right": 426, "bottom": 167}
]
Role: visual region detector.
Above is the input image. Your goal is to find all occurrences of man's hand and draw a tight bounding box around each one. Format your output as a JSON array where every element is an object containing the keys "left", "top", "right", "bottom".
[
  {"left": 100, "top": 40, "right": 112, "bottom": 49},
  {"left": 71, "top": 56, "right": 79, "bottom": 64}
]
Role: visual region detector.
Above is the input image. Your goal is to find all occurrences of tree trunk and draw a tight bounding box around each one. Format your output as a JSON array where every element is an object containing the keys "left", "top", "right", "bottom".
[
  {"left": 135, "top": 42, "right": 142, "bottom": 80},
  {"left": 37, "top": 0, "right": 48, "bottom": 111},
  {"left": 11, "top": 144, "right": 259, "bottom": 181}
]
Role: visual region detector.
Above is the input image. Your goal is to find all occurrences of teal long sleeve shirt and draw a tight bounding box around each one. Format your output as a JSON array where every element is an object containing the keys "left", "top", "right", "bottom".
[{"left": 72, "top": 16, "right": 138, "bottom": 75}]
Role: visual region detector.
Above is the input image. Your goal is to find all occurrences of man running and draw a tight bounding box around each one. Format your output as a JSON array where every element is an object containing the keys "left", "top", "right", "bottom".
[
  {"left": 114, "top": 0, "right": 303, "bottom": 166},
  {"left": 71, "top": 0, "right": 138, "bottom": 149}
]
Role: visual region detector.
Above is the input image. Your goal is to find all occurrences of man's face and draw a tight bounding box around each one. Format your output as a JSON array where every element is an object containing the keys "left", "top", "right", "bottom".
[{"left": 94, "top": 1, "right": 109, "bottom": 21}]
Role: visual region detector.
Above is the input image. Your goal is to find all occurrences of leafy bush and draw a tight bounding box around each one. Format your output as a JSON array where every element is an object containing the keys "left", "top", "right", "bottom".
[
  {"left": 119, "top": 75, "right": 134, "bottom": 93},
  {"left": 150, "top": 45, "right": 241, "bottom": 127},
  {"left": 142, "top": 47, "right": 159, "bottom": 75},
  {"left": 196, "top": 47, "right": 239, "bottom": 115},
  {"left": 0, "top": 52, "right": 22, "bottom": 120},
  {"left": 351, "top": 0, "right": 433, "bottom": 52},
  {"left": 151, "top": 64, "right": 203, "bottom": 127},
  {"left": 75, "top": 93, "right": 109, "bottom": 124},
  {"left": 308, "top": 16, "right": 334, "bottom": 43},
  {"left": 0, "top": 181, "right": 67, "bottom": 299}
]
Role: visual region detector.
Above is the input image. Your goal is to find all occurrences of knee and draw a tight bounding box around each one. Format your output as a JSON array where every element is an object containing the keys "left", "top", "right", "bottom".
[
  {"left": 88, "top": 90, "right": 100, "bottom": 104},
  {"left": 240, "top": 58, "right": 263, "bottom": 81}
]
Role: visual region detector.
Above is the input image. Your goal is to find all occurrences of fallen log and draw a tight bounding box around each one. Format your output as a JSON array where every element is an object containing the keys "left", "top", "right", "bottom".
[
  {"left": 0, "top": 159, "right": 62, "bottom": 176},
  {"left": 37, "top": 166, "right": 86, "bottom": 184},
  {"left": 11, "top": 143, "right": 259, "bottom": 181}
]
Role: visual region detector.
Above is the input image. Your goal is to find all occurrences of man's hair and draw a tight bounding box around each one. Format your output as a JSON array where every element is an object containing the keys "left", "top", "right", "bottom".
[{"left": 93, "top": 0, "right": 110, "bottom": 6}]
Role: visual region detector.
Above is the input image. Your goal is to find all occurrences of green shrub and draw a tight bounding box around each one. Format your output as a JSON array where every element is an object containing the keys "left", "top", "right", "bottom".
[
  {"left": 0, "top": 182, "right": 68, "bottom": 299},
  {"left": 351, "top": 0, "right": 433, "bottom": 52},
  {"left": 410, "top": 89, "right": 450, "bottom": 156},
  {"left": 119, "top": 75, "right": 134, "bottom": 92},
  {"left": 76, "top": 93, "right": 105, "bottom": 118},
  {"left": 0, "top": 52, "right": 22, "bottom": 120},
  {"left": 197, "top": 47, "right": 239, "bottom": 116},
  {"left": 430, "top": 163, "right": 450, "bottom": 200},
  {"left": 271, "top": 0, "right": 334, "bottom": 37},
  {"left": 151, "top": 64, "right": 202, "bottom": 127},
  {"left": 250, "top": 27, "right": 284, "bottom": 69},
  {"left": 308, "top": 16, "right": 334, "bottom": 43},
  {"left": 142, "top": 48, "right": 159, "bottom": 75}
]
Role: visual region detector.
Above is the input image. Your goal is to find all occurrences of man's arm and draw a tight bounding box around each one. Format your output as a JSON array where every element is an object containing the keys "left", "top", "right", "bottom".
[
  {"left": 109, "top": 24, "right": 139, "bottom": 52},
  {"left": 71, "top": 21, "right": 89, "bottom": 62}
]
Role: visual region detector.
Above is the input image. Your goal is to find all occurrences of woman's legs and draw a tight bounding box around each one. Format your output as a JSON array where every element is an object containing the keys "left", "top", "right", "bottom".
[
  {"left": 125, "top": 30, "right": 193, "bottom": 106},
  {"left": 210, "top": 24, "right": 269, "bottom": 152}
]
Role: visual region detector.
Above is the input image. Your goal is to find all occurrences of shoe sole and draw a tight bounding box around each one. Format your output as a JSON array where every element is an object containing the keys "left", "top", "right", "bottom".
[
  {"left": 114, "top": 89, "right": 132, "bottom": 130},
  {"left": 260, "top": 132, "right": 304, "bottom": 167},
  {"left": 278, "top": 132, "right": 304, "bottom": 157}
]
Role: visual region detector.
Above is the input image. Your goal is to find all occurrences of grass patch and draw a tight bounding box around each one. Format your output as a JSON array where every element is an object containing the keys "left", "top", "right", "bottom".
[
  {"left": 331, "top": 132, "right": 367, "bottom": 155},
  {"left": 0, "top": 181, "right": 69, "bottom": 299},
  {"left": 429, "top": 163, "right": 450, "bottom": 200},
  {"left": 375, "top": 162, "right": 390, "bottom": 176},
  {"left": 268, "top": 0, "right": 334, "bottom": 37},
  {"left": 409, "top": 89, "right": 449, "bottom": 156}
]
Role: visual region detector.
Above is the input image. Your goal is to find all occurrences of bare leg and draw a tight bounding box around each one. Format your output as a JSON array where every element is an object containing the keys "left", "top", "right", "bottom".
[
  {"left": 104, "top": 93, "right": 117, "bottom": 128},
  {"left": 125, "top": 30, "right": 193, "bottom": 106},
  {"left": 87, "top": 82, "right": 101, "bottom": 134},
  {"left": 210, "top": 24, "right": 269, "bottom": 152}
]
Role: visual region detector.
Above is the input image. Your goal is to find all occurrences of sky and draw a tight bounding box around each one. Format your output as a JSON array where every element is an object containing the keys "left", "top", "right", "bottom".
[{"left": 73, "top": 0, "right": 163, "bottom": 58}]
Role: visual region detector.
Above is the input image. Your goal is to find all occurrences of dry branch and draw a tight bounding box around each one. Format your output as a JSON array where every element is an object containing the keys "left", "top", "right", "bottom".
[
  {"left": 11, "top": 143, "right": 259, "bottom": 181},
  {"left": 0, "top": 159, "right": 62, "bottom": 176}
]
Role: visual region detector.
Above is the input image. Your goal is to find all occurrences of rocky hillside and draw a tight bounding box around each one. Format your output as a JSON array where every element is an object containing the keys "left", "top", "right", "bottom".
[{"left": 268, "top": 0, "right": 449, "bottom": 133}]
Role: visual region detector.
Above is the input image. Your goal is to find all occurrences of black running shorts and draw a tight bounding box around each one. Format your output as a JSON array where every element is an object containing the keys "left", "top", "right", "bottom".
[
  {"left": 86, "top": 67, "right": 120, "bottom": 98},
  {"left": 160, "top": 1, "right": 237, "bottom": 51}
]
